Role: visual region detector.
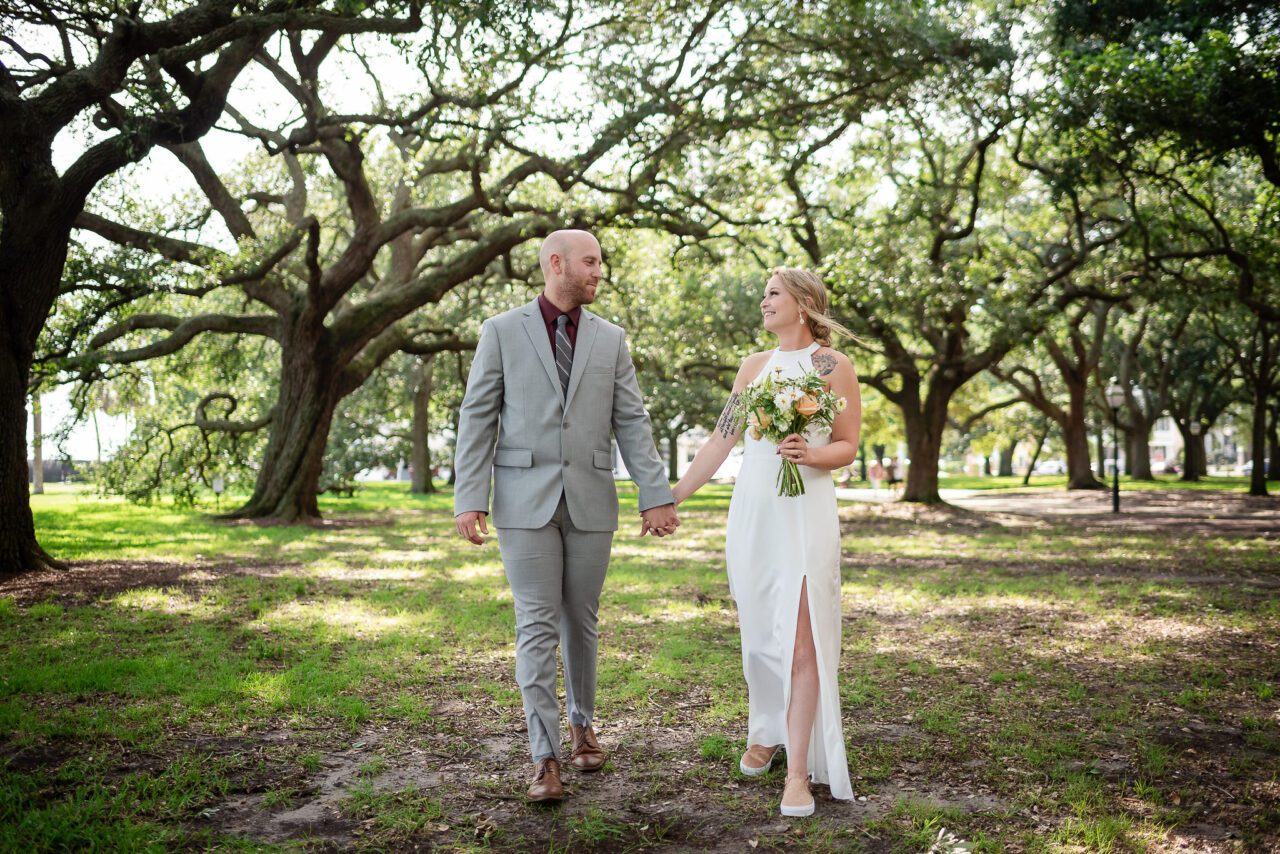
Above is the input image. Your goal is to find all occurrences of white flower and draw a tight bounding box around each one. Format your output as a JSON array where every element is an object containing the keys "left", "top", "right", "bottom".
[{"left": 773, "top": 388, "right": 801, "bottom": 411}]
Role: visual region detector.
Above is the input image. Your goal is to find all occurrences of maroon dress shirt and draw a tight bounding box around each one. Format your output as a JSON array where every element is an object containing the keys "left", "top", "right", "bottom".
[{"left": 537, "top": 293, "right": 580, "bottom": 354}]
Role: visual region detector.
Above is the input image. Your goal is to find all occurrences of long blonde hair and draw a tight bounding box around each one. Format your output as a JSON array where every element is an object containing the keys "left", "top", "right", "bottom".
[{"left": 770, "top": 267, "right": 858, "bottom": 347}]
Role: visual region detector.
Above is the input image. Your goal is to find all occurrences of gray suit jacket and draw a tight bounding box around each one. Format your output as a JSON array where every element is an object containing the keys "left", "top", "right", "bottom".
[{"left": 453, "top": 298, "right": 673, "bottom": 531}]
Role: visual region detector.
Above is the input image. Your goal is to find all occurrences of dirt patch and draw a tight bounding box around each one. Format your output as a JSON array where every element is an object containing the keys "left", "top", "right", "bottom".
[
  {"left": 0, "top": 558, "right": 298, "bottom": 605},
  {"left": 183, "top": 718, "right": 1016, "bottom": 853}
]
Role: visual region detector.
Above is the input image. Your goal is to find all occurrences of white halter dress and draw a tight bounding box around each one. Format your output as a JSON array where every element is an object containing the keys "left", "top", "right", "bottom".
[{"left": 724, "top": 342, "right": 853, "bottom": 800}]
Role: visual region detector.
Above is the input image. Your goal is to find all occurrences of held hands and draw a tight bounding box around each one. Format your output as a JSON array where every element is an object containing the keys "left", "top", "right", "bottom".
[
  {"left": 639, "top": 503, "right": 680, "bottom": 538},
  {"left": 455, "top": 511, "right": 489, "bottom": 545},
  {"left": 777, "top": 433, "right": 812, "bottom": 466}
]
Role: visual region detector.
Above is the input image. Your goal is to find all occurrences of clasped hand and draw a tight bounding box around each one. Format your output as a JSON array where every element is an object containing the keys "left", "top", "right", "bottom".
[
  {"left": 776, "top": 433, "right": 812, "bottom": 465},
  {"left": 639, "top": 503, "right": 679, "bottom": 538}
]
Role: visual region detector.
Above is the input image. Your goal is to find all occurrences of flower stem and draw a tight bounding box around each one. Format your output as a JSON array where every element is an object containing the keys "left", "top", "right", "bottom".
[{"left": 777, "top": 460, "right": 806, "bottom": 497}]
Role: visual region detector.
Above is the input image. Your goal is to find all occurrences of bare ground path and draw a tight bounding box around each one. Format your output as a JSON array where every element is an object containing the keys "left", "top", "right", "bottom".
[{"left": 947, "top": 489, "right": 1280, "bottom": 538}]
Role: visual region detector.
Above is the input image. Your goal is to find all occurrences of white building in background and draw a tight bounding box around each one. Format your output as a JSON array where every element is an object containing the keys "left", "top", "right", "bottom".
[{"left": 1150, "top": 416, "right": 1184, "bottom": 472}]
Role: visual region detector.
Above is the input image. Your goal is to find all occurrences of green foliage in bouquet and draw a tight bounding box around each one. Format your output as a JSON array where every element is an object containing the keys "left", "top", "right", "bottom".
[{"left": 734, "top": 368, "right": 848, "bottom": 496}]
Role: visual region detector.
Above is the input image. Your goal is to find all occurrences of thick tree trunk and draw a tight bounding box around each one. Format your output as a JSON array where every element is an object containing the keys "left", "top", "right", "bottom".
[
  {"left": 1094, "top": 423, "right": 1106, "bottom": 479},
  {"left": 1248, "top": 380, "right": 1270, "bottom": 497},
  {"left": 0, "top": 196, "right": 75, "bottom": 574},
  {"left": 0, "top": 350, "right": 63, "bottom": 574},
  {"left": 997, "top": 440, "right": 1015, "bottom": 477},
  {"left": 667, "top": 434, "right": 681, "bottom": 482},
  {"left": 231, "top": 333, "right": 340, "bottom": 522},
  {"left": 1178, "top": 425, "right": 1203, "bottom": 482},
  {"left": 900, "top": 390, "right": 950, "bottom": 503},
  {"left": 1246, "top": 327, "right": 1274, "bottom": 497},
  {"left": 1268, "top": 412, "right": 1279, "bottom": 482},
  {"left": 1065, "top": 415, "right": 1102, "bottom": 489},
  {"left": 1063, "top": 383, "right": 1103, "bottom": 489},
  {"left": 31, "top": 394, "right": 43, "bottom": 495},
  {"left": 1130, "top": 420, "right": 1153, "bottom": 480},
  {"left": 410, "top": 355, "right": 437, "bottom": 494},
  {"left": 982, "top": 453, "right": 993, "bottom": 477}
]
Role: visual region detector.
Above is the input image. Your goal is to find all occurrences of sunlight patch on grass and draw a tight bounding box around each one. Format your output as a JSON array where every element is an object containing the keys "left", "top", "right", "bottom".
[
  {"left": 256, "top": 600, "right": 417, "bottom": 638},
  {"left": 368, "top": 549, "right": 447, "bottom": 565},
  {"left": 112, "top": 588, "right": 206, "bottom": 615},
  {"left": 444, "top": 561, "right": 505, "bottom": 581},
  {"left": 240, "top": 671, "right": 289, "bottom": 708},
  {"left": 310, "top": 566, "right": 431, "bottom": 581}
]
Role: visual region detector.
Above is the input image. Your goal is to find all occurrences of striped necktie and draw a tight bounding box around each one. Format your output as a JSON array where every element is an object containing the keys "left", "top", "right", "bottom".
[{"left": 554, "top": 314, "right": 573, "bottom": 398}]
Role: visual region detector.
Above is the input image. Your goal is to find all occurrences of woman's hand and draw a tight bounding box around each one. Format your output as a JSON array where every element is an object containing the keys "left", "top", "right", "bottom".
[{"left": 776, "top": 433, "right": 811, "bottom": 465}]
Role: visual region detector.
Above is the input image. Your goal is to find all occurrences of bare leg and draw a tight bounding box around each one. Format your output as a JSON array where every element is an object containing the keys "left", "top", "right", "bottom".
[
  {"left": 786, "top": 577, "right": 819, "bottom": 779},
  {"left": 782, "top": 577, "right": 818, "bottom": 814}
]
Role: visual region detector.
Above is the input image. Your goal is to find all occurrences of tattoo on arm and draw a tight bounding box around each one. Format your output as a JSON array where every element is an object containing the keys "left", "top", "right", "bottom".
[
  {"left": 812, "top": 352, "right": 837, "bottom": 377},
  {"left": 716, "top": 392, "right": 743, "bottom": 438}
]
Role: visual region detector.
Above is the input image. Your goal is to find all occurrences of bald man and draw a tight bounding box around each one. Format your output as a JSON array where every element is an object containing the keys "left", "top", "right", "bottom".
[{"left": 453, "top": 229, "right": 679, "bottom": 802}]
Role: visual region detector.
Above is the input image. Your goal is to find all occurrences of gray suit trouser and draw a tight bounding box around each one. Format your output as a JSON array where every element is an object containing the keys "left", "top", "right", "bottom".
[{"left": 498, "top": 495, "right": 613, "bottom": 762}]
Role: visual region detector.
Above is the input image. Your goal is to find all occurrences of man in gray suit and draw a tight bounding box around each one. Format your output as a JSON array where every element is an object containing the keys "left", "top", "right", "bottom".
[{"left": 453, "top": 229, "right": 679, "bottom": 802}]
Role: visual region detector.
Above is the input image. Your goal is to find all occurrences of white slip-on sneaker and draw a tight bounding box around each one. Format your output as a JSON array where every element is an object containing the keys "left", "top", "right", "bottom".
[
  {"left": 739, "top": 744, "right": 780, "bottom": 777},
  {"left": 780, "top": 774, "right": 815, "bottom": 817}
]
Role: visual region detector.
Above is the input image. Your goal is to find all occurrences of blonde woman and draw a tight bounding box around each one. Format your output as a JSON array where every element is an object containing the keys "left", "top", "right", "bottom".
[{"left": 673, "top": 268, "right": 861, "bottom": 816}]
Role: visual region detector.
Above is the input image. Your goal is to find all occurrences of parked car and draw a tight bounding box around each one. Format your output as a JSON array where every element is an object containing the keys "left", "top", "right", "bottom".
[
  {"left": 1033, "top": 459, "right": 1067, "bottom": 475},
  {"left": 1242, "top": 459, "right": 1268, "bottom": 475}
]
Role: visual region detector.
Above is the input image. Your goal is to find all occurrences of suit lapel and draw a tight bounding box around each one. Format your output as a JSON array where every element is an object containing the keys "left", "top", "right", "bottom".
[
  {"left": 520, "top": 300, "right": 564, "bottom": 406},
  {"left": 563, "top": 311, "right": 599, "bottom": 411}
]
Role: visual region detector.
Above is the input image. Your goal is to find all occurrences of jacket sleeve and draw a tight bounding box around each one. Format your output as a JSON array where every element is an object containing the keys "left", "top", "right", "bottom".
[
  {"left": 610, "top": 329, "right": 674, "bottom": 512},
  {"left": 453, "top": 319, "right": 503, "bottom": 516}
]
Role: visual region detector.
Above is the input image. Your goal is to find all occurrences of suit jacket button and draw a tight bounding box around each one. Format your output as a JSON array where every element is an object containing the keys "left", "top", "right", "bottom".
[
  {"left": 562, "top": 421, "right": 569, "bottom": 429},
  {"left": 563, "top": 460, "right": 570, "bottom": 467}
]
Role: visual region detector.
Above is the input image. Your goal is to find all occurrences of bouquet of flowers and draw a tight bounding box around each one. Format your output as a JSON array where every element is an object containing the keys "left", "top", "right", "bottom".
[{"left": 736, "top": 368, "right": 847, "bottom": 496}]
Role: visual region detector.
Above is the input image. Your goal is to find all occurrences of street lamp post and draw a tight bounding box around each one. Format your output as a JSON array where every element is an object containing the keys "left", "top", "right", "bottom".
[{"left": 1105, "top": 379, "right": 1125, "bottom": 513}]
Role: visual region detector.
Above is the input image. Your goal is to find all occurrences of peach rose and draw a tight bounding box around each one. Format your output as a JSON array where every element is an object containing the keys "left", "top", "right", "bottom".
[
  {"left": 795, "top": 395, "right": 820, "bottom": 417},
  {"left": 755, "top": 408, "right": 773, "bottom": 429}
]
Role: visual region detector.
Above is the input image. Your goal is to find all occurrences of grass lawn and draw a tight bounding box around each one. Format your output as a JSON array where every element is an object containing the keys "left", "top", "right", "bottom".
[{"left": 3, "top": 481, "right": 1278, "bottom": 851}]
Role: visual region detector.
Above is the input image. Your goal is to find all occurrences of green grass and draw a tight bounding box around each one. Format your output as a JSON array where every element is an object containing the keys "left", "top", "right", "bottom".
[{"left": 3, "top": 480, "right": 1278, "bottom": 850}]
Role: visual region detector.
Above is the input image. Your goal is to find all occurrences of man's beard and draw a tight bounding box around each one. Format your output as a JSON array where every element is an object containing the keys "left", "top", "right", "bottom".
[{"left": 564, "top": 268, "right": 597, "bottom": 306}]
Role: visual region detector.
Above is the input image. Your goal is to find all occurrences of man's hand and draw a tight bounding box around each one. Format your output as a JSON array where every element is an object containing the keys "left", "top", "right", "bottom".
[
  {"left": 639, "top": 504, "right": 679, "bottom": 537},
  {"left": 455, "top": 511, "right": 489, "bottom": 545}
]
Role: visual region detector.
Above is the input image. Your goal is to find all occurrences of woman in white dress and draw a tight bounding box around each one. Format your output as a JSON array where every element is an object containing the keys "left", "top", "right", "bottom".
[{"left": 672, "top": 267, "right": 861, "bottom": 816}]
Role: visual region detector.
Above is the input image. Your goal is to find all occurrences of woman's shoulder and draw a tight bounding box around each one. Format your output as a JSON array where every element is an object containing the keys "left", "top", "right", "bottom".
[
  {"left": 811, "top": 346, "right": 853, "bottom": 378},
  {"left": 731, "top": 350, "right": 774, "bottom": 389}
]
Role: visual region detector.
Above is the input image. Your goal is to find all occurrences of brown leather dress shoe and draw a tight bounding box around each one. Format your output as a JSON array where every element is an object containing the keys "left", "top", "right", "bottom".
[
  {"left": 527, "top": 757, "right": 564, "bottom": 803},
  {"left": 570, "top": 724, "right": 606, "bottom": 772}
]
